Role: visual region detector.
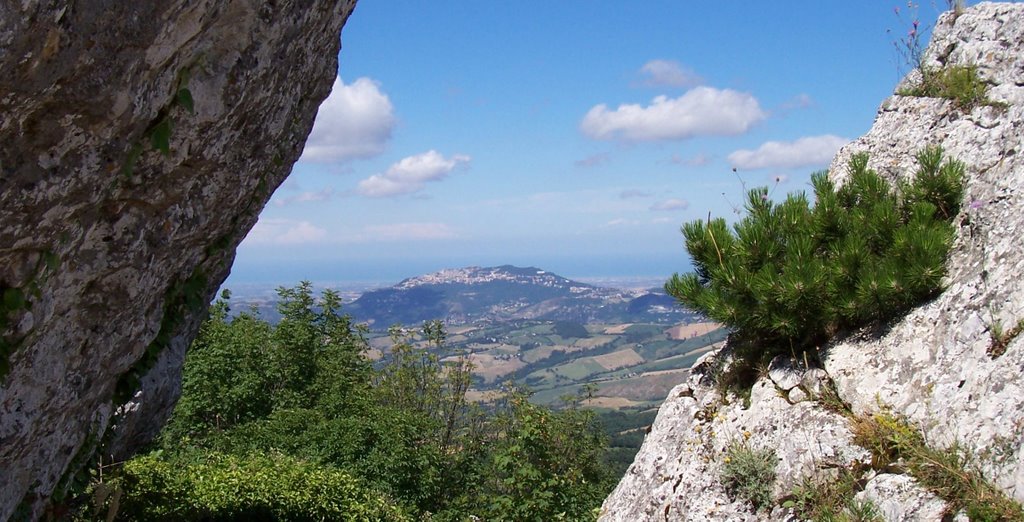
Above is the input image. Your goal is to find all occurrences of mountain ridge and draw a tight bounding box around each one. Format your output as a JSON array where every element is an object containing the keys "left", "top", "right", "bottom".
[{"left": 344, "top": 264, "right": 689, "bottom": 327}]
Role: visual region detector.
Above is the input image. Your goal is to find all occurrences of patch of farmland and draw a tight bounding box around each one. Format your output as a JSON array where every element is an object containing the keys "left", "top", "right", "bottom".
[
  {"left": 584, "top": 397, "right": 645, "bottom": 409},
  {"left": 554, "top": 359, "right": 607, "bottom": 380},
  {"left": 595, "top": 372, "right": 689, "bottom": 401},
  {"left": 574, "top": 335, "right": 615, "bottom": 349},
  {"left": 457, "top": 352, "right": 525, "bottom": 383},
  {"left": 602, "top": 323, "right": 633, "bottom": 335},
  {"left": 665, "top": 321, "right": 722, "bottom": 340},
  {"left": 464, "top": 389, "right": 503, "bottom": 403},
  {"left": 590, "top": 349, "right": 644, "bottom": 371},
  {"left": 519, "top": 344, "right": 575, "bottom": 363}
]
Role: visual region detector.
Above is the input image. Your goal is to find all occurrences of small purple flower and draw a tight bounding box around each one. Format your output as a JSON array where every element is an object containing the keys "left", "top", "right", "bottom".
[{"left": 969, "top": 199, "right": 986, "bottom": 210}]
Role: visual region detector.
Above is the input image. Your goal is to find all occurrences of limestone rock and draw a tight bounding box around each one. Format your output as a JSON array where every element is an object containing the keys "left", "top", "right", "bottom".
[
  {"left": 824, "top": 1, "right": 1024, "bottom": 503},
  {"left": 0, "top": 1, "right": 357, "bottom": 519},
  {"left": 599, "top": 349, "right": 867, "bottom": 521},
  {"left": 601, "top": 3, "right": 1024, "bottom": 520},
  {"left": 767, "top": 355, "right": 803, "bottom": 391},
  {"left": 855, "top": 474, "right": 948, "bottom": 522}
]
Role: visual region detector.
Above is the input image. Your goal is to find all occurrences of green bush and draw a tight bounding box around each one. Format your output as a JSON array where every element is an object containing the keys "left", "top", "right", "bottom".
[
  {"left": 667, "top": 147, "right": 964, "bottom": 363},
  {"left": 112, "top": 451, "right": 408, "bottom": 521},
  {"left": 98, "top": 284, "right": 615, "bottom": 521}
]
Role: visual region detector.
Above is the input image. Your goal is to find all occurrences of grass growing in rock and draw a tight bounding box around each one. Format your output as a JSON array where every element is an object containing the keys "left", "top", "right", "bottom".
[
  {"left": 899, "top": 65, "right": 1001, "bottom": 111},
  {"left": 720, "top": 441, "right": 776, "bottom": 511},
  {"left": 668, "top": 147, "right": 965, "bottom": 386},
  {"left": 850, "top": 411, "right": 1024, "bottom": 521},
  {"left": 785, "top": 466, "right": 881, "bottom": 522},
  {"left": 988, "top": 317, "right": 1024, "bottom": 358}
]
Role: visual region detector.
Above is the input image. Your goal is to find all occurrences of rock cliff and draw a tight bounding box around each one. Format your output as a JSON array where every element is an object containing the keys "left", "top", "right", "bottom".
[
  {"left": 0, "top": 1, "right": 357, "bottom": 519},
  {"left": 600, "top": 3, "right": 1024, "bottom": 520}
]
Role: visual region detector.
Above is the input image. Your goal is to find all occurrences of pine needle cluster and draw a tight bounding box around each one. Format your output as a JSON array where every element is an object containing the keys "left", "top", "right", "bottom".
[{"left": 667, "top": 146, "right": 965, "bottom": 361}]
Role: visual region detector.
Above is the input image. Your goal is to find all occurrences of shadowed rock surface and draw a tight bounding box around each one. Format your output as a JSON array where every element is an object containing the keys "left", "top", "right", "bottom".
[
  {"left": 0, "top": 1, "right": 357, "bottom": 519},
  {"left": 600, "top": 3, "right": 1024, "bottom": 520}
]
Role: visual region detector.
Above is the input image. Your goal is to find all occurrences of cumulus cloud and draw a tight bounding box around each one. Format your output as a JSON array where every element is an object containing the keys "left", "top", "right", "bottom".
[
  {"left": 650, "top": 198, "right": 689, "bottom": 211},
  {"left": 363, "top": 222, "right": 458, "bottom": 241},
  {"left": 639, "top": 59, "right": 702, "bottom": 88},
  {"left": 728, "top": 134, "right": 849, "bottom": 170},
  {"left": 580, "top": 87, "right": 766, "bottom": 142},
  {"left": 357, "top": 150, "right": 471, "bottom": 198},
  {"left": 273, "top": 187, "right": 335, "bottom": 207},
  {"left": 245, "top": 218, "right": 328, "bottom": 245},
  {"left": 300, "top": 77, "right": 395, "bottom": 163}
]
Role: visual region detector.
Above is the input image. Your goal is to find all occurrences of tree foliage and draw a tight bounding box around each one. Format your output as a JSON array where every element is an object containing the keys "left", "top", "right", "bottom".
[
  {"left": 113, "top": 451, "right": 408, "bottom": 521},
  {"left": 667, "top": 147, "right": 964, "bottom": 361},
  {"left": 87, "top": 283, "right": 613, "bottom": 521}
]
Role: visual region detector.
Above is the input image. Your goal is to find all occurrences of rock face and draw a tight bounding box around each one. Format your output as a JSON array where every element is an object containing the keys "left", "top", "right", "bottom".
[
  {"left": 0, "top": 1, "right": 357, "bottom": 519},
  {"left": 601, "top": 3, "right": 1024, "bottom": 520}
]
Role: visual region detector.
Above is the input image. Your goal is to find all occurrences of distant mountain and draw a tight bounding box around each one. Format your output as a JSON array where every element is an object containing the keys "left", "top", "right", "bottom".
[{"left": 343, "top": 265, "right": 695, "bottom": 327}]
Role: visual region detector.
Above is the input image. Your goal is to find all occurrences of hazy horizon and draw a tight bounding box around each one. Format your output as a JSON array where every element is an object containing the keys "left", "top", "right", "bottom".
[{"left": 224, "top": 255, "right": 690, "bottom": 290}]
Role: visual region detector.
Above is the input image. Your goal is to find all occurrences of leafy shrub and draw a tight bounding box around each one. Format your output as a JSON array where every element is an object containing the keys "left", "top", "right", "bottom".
[
  {"left": 477, "top": 389, "right": 610, "bottom": 521},
  {"left": 720, "top": 441, "right": 776, "bottom": 511},
  {"left": 667, "top": 147, "right": 964, "bottom": 364},
  {"left": 112, "top": 451, "right": 408, "bottom": 521},
  {"left": 99, "top": 284, "right": 614, "bottom": 521}
]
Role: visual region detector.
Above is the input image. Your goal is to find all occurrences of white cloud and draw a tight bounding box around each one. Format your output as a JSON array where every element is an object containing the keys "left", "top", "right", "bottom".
[
  {"left": 362, "top": 222, "right": 458, "bottom": 241},
  {"left": 580, "top": 87, "right": 766, "bottom": 142},
  {"left": 651, "top": 217, "right": 674, "bottom": 224},
  {"left": 245, "top": 218, "right": 328, "bottom": 245},
  {"left": 639, "top": 59, "right": 702, "bottom": 88},
  {"left": 357, "top": 150, "right": 470, "bottom": 197},
  {"left": 300, "top": 77, "right": 395, "bottom": 163},
  {"left": 273, "top": 187, "right": 335, "bottom": 207},
  {"left": 728, "top": 134, "right": 849, "bottom": 170},
  {"left": 650, "top": 198, "right": 689, "bottom": 211}
]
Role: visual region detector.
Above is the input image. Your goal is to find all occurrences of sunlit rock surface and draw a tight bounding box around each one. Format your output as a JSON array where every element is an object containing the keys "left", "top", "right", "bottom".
[
  {"left": 601, "top": 3, "right": 1024, "bottom": 520},
  {"left": 0, "top": 1, "right": 357, "bottom": 519}
]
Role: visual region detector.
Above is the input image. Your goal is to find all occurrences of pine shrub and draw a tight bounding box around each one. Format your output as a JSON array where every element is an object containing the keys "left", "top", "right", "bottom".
[{"left": 667, "top": 146, "right": 964, "bottom": 363}]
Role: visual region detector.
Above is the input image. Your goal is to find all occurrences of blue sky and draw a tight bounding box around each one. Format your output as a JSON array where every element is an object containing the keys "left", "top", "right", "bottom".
[{"left": 228, "top": 1, "right": 954, "bottom": 286}]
